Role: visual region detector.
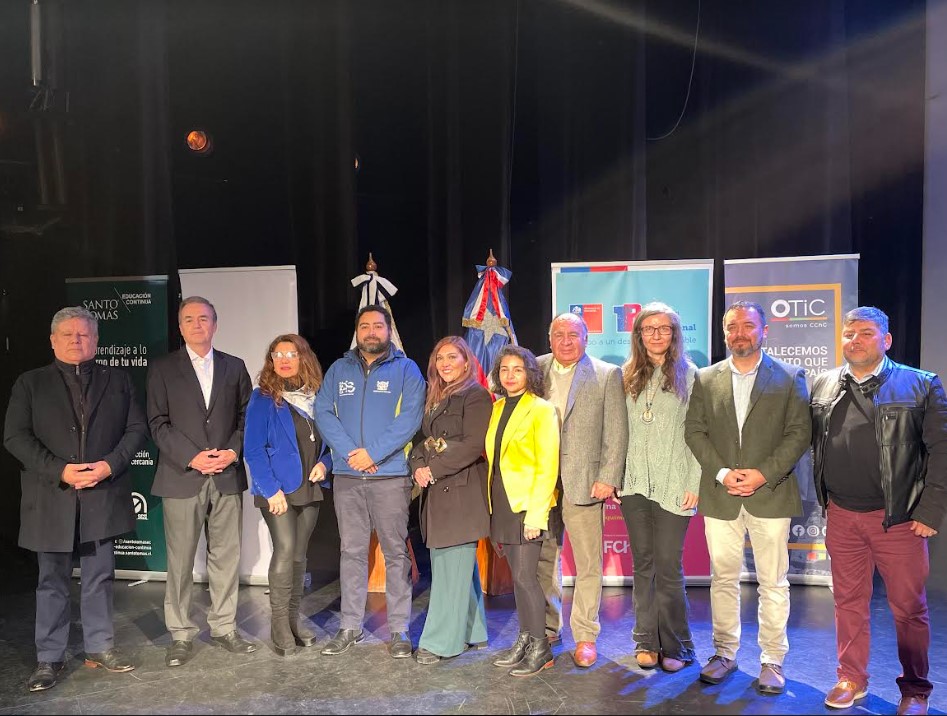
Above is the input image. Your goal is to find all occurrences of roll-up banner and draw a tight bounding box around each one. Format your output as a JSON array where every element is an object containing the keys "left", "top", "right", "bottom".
[
  {"left": 551, "top": 260, "right": 714, "bottom": 585},
  {"left": 724, "top": 254, "right": 859, "bottom": 585},
  {"left": 65, "top": 276, "right": 169, "bottom": 578},
  {"left": 179, "top": 266, "right": 299, "bottom": 584}
]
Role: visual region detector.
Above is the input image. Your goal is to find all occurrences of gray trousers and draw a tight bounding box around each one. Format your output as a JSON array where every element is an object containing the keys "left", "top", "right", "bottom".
[
  {"left": 333, "top": 476, "right": 412, "bottom": 633},
  {"left": 162, "top": 479, "right": 243, "bottom": 641}
]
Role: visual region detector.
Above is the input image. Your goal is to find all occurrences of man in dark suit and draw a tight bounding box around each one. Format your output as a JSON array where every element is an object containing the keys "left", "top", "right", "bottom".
[
  {"left": 147, "top": 296, "right": 254, "bottom": 667},
  {"left": 685, "top": 301, "right": 811, "bottom": 695},
  {"left": 4, "top": 306, "right": 147, "bottom": 692}
]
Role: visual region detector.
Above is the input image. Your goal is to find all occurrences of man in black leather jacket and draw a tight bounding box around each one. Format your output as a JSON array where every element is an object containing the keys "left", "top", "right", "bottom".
[{"left": 811, "top": 306, "right": 946, "bottom": 716}]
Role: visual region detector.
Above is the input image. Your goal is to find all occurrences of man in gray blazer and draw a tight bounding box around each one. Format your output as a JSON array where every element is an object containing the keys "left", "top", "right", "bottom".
[
  {"left": 537, "top": 312, "right": 628, "bottom": 668},
  {"left": 147, "top": 296, "right": 255, "bottom": 667},
  {"left": 684, "top": 301, "right": 810, "bottom": 695}
]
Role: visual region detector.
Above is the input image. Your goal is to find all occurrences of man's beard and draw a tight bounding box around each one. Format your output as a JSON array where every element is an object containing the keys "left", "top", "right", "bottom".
[
  {"left": 728, "top": 337, "right": 761, "bottom": 358},
  {"left": 358, "top": 337, "right": 390, "bottom": 355}
]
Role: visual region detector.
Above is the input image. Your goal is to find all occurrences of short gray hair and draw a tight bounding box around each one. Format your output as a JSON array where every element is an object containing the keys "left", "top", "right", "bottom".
[
  {"left": 178, "top": 296, "right": 218, "bottom": 322},
  {"left": 844, "top": 306, "right": 889, "bottom": 335},
  {"left": 51, "top": 306, "right": 98, "bottom": 335}
]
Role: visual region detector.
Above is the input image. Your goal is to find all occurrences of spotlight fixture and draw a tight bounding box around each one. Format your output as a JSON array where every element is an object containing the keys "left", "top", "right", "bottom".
[{"left": 185, "top": 129, "right": 213, "bottom": 155}]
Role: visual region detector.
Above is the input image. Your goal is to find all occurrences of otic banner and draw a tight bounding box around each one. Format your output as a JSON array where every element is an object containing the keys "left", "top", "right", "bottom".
[
  {"left": 724, "top": 254, "right": 859, "bottom": 584},
  {"left": 66, "top": 276, "right": 169, "bottom": 576},
  {"left": 551, "top": 260, "right": 714, "bottom": 585}
]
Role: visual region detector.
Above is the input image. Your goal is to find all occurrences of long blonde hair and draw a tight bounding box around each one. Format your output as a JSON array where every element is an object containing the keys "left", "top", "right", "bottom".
[{"left": 621, "top": 302, "right": 692, "bottom": 401}]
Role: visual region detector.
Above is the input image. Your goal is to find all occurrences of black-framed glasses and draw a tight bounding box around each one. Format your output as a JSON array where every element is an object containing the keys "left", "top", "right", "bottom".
[
  {"left": 640, "top": 326, "right": 673, "bottom": 337},
  {"left": 271, "top": 350, "right": 299, "bottom": 359}
]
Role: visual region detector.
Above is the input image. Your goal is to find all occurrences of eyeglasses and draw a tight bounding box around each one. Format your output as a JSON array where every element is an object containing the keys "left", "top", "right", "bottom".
[
  {"left": 640, "top": 326, "right": 673, "bottom": 337},
  {"left": 271, "top": 350, "right": 299, "bottom": 359}
]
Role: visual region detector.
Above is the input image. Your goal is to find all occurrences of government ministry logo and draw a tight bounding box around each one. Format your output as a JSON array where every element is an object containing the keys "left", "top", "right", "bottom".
[{"left": 132, "top": 492, "right": 148, "bottom": 521}]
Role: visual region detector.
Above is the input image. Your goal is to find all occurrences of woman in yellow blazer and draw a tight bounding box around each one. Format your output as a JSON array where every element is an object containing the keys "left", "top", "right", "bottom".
[{"left": 485, "top": 345, "right": 560, "bottom": 677}]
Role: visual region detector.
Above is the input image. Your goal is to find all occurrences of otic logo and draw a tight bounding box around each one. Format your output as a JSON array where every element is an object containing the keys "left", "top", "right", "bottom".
[
  {"left": 338, "top": 380, "right": 356, "bottom": 396},
  {"left": 132, "top": 492, "right": 148, "bottom": 521}
]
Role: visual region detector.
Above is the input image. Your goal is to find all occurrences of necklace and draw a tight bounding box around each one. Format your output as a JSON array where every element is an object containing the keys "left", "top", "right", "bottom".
[
  {"left": 299, "top": 412, "right": 315, "bottom": 442},
  {"left": 641, "top": 371, "right": 660, "bottom": 424}
]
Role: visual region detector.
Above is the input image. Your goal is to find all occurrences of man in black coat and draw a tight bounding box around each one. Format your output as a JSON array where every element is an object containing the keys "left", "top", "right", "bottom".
[
  {"left": 4, "top": 306, "right": 148, "bottom": 692},
  {"left": 147, "top": 296, "right": 254, "bottom": 667}
]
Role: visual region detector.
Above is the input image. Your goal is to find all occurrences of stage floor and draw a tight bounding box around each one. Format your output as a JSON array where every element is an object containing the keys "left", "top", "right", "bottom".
[{"left": 0, "top": 553, "right": 944, "bottom": 715}]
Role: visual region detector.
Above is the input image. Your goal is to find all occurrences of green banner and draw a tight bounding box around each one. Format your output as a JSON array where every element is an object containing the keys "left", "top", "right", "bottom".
[{"left": 65, "top": 276, "right": 168, "bottom": 574}]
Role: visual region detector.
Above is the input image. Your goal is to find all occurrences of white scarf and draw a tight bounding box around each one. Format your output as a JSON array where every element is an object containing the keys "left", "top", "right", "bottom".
[{"left": 281, "top": 388, "right": 315, "bottom": 418}]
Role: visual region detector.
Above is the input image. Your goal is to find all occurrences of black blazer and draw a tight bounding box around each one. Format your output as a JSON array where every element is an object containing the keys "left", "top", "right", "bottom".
[
  {"left": 3, "top": 363, "right": 148, "bottom": 552},
  {"left": 147, "top": 347, "right": 252, "bottom": 498},
  {"left": 408, "top": 384, "right": 491, "bottom": 549}
]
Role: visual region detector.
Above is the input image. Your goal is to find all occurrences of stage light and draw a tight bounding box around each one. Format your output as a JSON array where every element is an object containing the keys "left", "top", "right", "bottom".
[
  {"left": 354, "top": 154, "right": 360, "bottom": 173},
  {"left": 186, "top": 129, "right": 213, "bottom": 155}
]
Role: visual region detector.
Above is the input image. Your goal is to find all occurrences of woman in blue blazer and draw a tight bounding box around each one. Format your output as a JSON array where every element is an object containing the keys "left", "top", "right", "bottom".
[{"left": 244, "top": 334, "right": 331, "bottom": 656}]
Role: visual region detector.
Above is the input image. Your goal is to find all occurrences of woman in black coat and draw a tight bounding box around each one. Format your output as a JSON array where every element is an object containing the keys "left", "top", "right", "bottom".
[{"left": 409, "top": 336, "right": 492, "bottom": 664}]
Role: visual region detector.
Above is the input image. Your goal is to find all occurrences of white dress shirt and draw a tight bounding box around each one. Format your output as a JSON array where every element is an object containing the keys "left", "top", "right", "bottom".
[
  {"left": 186, "top": 344, "right": 214, "bottom": 409},
  {"left": 715, "top": 352, "right": 763, "bottom": 484}
]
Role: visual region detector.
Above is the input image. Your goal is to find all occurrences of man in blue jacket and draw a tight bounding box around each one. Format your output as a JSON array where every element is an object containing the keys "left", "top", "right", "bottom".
[{"left": 315, "top": 305, "right": 425, "bottom": 658}]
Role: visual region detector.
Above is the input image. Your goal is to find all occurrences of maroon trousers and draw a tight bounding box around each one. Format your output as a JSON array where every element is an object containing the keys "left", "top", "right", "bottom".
[{"left": 825, "top": 500, "right": 932, "bottom": 697}]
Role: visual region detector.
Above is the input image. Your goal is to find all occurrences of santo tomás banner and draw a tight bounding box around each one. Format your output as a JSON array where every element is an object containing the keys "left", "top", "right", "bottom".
[
  {"left": 66, "top": 275, "right": 169, "bottom": 577},
  {"left": 551, "top": 259, "right": 714, "bottom": 585},
  {"left": 724, "top": 254, "right": 859, "bottom": 584}
]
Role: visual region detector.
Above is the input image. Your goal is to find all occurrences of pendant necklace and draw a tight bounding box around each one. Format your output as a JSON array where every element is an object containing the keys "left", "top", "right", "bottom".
[
  {"left": 303, "top": 414, "right": 315, "bottom": 442},
  {"left": 641, "top": 371, "right": 659, "bottom": 424}
]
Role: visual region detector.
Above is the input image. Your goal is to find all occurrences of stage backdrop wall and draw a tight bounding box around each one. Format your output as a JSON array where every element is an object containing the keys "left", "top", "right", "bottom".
[
  {"left": 179, "top": 266, "right": 299, "bottom": 584},
  {"left": 65, "top": 276, "right": 169, "bottom": 579},
  {"left": 724, "top": 254, "right": 859, "bottom": 585},
  {"left": 551, "top": 259, "right": 714, "bottom": 585}
]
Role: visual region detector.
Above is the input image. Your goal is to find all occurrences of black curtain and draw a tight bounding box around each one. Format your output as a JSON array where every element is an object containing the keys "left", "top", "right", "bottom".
[
  {"left": 0, "top": 0, "right": 928, "bottom": 554},
  {"left": 645, "top": 0, "right": 925, "bottom": 363}
]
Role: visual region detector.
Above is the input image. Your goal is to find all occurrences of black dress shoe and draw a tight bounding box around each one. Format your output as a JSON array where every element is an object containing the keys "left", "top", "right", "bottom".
[
  {"left": 320, "top": 628, "right": 365, "bottom": 656},
  {"left": 388, "top": 631, "right": 412, "bottom": 658},
  {"left": 166, "top": 640, "right": 193, "bottom": 667},
  {"left": 84, "top": 648, "right": 135, "bottom": 672},
  {"left": 210, "top": 631, "right": 257, "bottom": 654},
  {"left": 27, "top": 662, "right": 64, "bottom": 692}
]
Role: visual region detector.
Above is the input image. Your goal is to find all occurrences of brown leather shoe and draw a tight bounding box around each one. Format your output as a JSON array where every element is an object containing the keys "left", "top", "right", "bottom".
[
  {"left": 635, "top": 650, "right": 659, "bottom": 669},
  {"left": 699, "top": 655, "right": 738, "bottom": 684},
  {"left": 824, "top": 679, "right": 868, "bottom": 709},
  {"left": 660, "top": 656, "right": 690, "bottom": 673},
  {"left": 757, "top": 663, "right": 785, "bottom": 695},
  {"left": 898, "top": 695, "right": 929, "bottom": 716},
  {"left": 573, "top": 641, "right": 596, "bottom": 668}
]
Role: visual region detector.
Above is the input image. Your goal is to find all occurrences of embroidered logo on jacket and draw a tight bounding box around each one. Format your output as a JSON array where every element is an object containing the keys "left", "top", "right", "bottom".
[
  {"left": 374, "top": 380, "right": 390, "bottom": 394},
  {"left": 338, "top": 380, "right": 356, "bottom": 396}
]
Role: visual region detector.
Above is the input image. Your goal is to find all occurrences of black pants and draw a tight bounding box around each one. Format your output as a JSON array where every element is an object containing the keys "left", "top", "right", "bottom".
[
  {"left": 620, "top": 493, "right": 695, "bottom": 661},
  {"left": 503, "top": 541, "right": 545, "bottom": 639},
  {"left": 260, "top": 503, "right": 321, "bottom": 578}
]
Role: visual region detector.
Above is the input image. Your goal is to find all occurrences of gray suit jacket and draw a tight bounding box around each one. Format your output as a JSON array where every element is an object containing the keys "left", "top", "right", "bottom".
[
  {"left": 684, "top": 352, "right": 811, "bottom": 520},
  {"left": 538, "top": 353, "right": 628, "bottom": 506}
]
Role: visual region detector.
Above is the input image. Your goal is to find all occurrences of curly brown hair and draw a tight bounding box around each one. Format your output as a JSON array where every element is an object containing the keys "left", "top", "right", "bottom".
[
  {"left": 424, "top": 336, "right": 480, "bottom": 411},
  {"left": 257, "top": 334, "right": 324, "bottom": 405},
  {"left": 621, "top": 302, "right": 692, "bottom": 402},
  {"left": 489, "top": 345, "right": 545, "bottom": 398}
]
